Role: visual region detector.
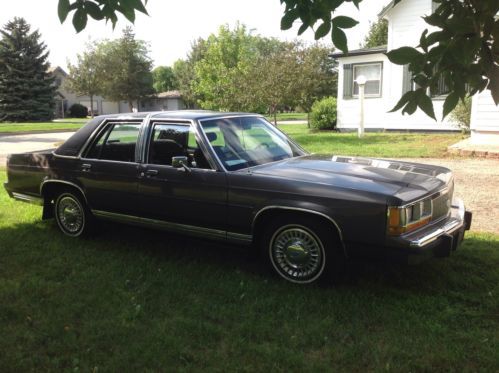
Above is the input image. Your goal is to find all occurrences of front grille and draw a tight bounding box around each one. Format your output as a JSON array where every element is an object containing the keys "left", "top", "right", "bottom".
[{"left": 432, "top": 182, "right": 454, "bottom": 221}]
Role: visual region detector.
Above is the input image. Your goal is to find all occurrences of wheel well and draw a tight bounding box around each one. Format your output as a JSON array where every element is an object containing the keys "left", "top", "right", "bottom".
[
  {"left": 252, "top": 209, "right": 344, "bottom": 251},
  {"left": 40, "top": 182, "right": 87, "bottom": 220}
]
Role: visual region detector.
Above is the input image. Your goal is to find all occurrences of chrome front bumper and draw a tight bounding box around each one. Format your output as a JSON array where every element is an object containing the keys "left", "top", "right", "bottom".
[
  {"left": 408, "top": 198, "right": 471, "bottom": 248},
  {"left": 348, "top": 198, "right": 472, "bottom": 264}
]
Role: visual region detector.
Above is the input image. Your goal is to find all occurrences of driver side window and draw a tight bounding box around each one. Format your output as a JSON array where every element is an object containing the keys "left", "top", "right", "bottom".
[{"left": 148, "top": 123, "right": 212, "bottom": 169}]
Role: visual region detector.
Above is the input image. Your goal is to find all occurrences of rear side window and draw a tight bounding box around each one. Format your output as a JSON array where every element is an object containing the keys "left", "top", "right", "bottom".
[{"left": 85, "top": 122, "right": 141, "bottom": 162}]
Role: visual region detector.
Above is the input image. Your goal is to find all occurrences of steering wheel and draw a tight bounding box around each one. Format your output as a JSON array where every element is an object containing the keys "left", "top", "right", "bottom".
[{"left": 255, "top": 143, "right": 270, "bottom": 151}]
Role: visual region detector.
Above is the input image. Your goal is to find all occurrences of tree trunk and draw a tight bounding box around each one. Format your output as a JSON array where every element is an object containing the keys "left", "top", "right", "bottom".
[
  {"left": 272, "top": 104, "right": 277, "bottom": 126},
  {"left": 307, "top": 112, "right": 310, "bottom": 128},
  {"left": 128, "top": 100, "right": 134, "bottom": 112},
  {"left": 90, "top": 95, "right": 94, "bottom": 118}
]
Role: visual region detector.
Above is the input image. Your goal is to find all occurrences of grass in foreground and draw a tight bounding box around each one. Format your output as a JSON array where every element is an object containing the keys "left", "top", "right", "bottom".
[
  {"left": 0, "top": 171, "right": 498, "bottom": 371},
  {"left": 279, "top": 124, "right": 464, "bottom": 158},
  {"left": 0, "top": 119, "right": 87, "bottom": 134}
]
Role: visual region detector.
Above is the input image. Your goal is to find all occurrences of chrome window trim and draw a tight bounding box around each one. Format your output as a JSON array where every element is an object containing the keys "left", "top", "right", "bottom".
[
  {"left": 252, "top": 206, "right": 346, "bottom": 256},
  {"left": 91, "top": 210, "right": 252, "bottom": 244},
  {"left": 143, "top": 119, "right": 220, "bottom": 171},
  {"left": 136, "top": 114, "right": 152, "bottom": 163},
  {"left": 39, "top": 180, "right": 88, "bottom": 203},
  {"left": 52, "top": 152, "right": 79, "bottom": 160}
]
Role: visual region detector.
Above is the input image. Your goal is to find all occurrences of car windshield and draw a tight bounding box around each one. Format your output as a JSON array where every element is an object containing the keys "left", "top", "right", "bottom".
[{"left": 200, "top": 116, "right": 306, "bottom": 171}]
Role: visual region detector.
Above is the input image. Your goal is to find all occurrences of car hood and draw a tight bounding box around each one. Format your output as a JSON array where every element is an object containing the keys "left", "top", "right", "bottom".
[{"left": 249, "top": 155, "right": 452, "bottom": 203}]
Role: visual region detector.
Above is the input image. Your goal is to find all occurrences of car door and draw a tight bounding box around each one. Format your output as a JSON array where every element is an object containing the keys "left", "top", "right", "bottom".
[
  {"left": 137, "top": 121, "right": 228, "bottom": 232},
  {"left": 78, "top": 120, "right": 142, "bottom": 216}
]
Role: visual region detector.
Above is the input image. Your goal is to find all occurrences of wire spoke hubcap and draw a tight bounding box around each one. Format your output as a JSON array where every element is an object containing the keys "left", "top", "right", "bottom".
[
  {"left": 271, "top": 227, "right": 324, "bottom": 282},
  {"left": 58, "top": 196, "right": 83, "bottom": 234}
]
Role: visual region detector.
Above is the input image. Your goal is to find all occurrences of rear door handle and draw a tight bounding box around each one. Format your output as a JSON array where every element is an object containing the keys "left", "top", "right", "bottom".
[{"left": 82, "top": 163, "right": 92, "bottom": 172}]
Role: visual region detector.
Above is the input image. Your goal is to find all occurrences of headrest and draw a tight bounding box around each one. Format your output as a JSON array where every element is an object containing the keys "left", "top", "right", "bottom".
[
  {"left": 154, "top": 139, "right": 182, "bottom": 150},
  {"left": 206, "top": 132, "right": 217, "bottom": 142}
]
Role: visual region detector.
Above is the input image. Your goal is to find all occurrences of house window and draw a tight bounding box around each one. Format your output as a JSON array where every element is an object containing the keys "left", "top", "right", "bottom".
[
  {"left": 353, "top": 63, "right": 382, "bottom": 97},
  {"left": 432, "top": 74, "right": 450, "bottom": 97}
]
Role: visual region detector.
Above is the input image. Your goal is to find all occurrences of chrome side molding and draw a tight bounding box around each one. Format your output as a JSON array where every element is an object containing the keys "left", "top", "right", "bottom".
[
  {"left": 92, "top": 210, "right": 252, "bottom": 245},
  {"left": 11, "top": 192, "right": 43, "bottom": 205}
]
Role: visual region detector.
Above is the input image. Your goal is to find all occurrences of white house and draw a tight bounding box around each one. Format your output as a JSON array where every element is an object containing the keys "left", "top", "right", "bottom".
[{"left": 332, "top": 0, "right": 499, "bottom": 134}]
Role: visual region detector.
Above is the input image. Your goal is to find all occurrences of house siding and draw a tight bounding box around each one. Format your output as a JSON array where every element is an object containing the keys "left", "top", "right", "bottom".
[
  {"left": 471, "top": 91, "right": 499, "bottom": 137},
  {"left": 335, "top": 0, "right": 460, "bottom": 131},
  {"left": 386, "top": 0, "right": 433, "bottom": 51}
]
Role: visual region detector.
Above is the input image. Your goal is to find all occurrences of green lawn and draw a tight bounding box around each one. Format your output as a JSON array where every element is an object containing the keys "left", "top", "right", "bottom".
[
  {"left": 266, "top": 112, "right": 308, "bottom": 121},
  {"left": 280, "top": 124, "right": 464, "bottom": 158},
  {"left": 0, "top": 118, "right": 87, "bottom": 134},
  {"left": 0, "top": 171, "right": 498, "bottom": 371}
]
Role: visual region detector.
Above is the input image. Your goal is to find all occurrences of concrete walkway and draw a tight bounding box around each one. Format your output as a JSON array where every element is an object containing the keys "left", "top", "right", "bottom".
[
  {"left": 0, "top": 132, "right": 74, "bottom": 167},
  {"left": 448, "top": 136, "right": 499, "bottom": 158}
]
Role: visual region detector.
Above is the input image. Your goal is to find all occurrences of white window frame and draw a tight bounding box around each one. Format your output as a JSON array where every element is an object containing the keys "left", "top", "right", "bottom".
[{"left": 352, "top": 62, "right": 383, "bottom": 98}]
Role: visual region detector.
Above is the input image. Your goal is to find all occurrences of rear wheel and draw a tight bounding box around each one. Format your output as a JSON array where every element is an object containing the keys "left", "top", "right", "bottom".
[
  {"left": 262, "top": 215, "right": 344, "bottom": 284},
  {"left": 54, "top": 191, "right": 89, "bottom": 237}
]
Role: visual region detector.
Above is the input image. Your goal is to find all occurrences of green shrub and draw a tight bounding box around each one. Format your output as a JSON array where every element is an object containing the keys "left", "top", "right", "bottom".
[
  {"left": 68, "top": 103, "right": 88, "bottom": 118},
  {"left": 310, "top": 97, "right": 337, "bottom": 130},
  {"left": 450, "top": 97, "right": 472, "bottom": 133}
]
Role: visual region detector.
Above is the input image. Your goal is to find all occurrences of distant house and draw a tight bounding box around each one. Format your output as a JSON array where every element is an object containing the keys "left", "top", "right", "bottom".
[
  {"left": 50, "top": 66, "right": 118, "bottom": 117},
  {"left": 49, "top": 67, "right": 186, "bottom": 117},
  {"left": 331, "top": 0, "right": 499, "bottom": 135},
  {"left": 139, "top": 90, "right": 185, "bottom": 112}
]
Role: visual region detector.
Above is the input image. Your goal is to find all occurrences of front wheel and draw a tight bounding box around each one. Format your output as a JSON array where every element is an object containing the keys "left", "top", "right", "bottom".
[
  {"left": 262, "top": 216, "right": 344, "bottom": 284},
  {"left": 54, "top": 191, "right": 90, "bottom": 237}
]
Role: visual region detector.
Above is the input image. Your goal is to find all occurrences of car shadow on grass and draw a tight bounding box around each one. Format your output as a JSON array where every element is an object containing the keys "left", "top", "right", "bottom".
[{"left": 2, "top": 219, "right": 497, "bottom": 295}]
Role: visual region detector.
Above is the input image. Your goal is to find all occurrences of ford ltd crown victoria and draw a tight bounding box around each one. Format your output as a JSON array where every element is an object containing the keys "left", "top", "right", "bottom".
[{"left": 4, "top": 111, "right": 472, "bottom": 284}]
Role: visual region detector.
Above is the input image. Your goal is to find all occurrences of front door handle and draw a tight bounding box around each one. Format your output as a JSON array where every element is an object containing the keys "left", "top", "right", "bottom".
[
  {"left": 145, "top": 169, "right": 159, "bottom": 177},
  {"left": 82, "top": 163, "right": 92, "bottom": 172}
]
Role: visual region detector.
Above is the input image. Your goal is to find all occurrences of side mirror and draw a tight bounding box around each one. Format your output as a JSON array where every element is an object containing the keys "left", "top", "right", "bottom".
[{"left": 172, "top": 156, "right": 191, "bottom": 172}]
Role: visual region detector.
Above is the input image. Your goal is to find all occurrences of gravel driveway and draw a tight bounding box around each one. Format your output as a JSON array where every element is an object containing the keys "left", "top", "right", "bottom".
[{"left": 402, "top": 158, "right": 498, "bottom": 233}]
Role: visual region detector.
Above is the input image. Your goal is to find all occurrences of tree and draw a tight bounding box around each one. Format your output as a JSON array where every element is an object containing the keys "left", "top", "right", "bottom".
[
  {"left": 152, "top": 66, "right": 177, "bottom": 93},
  {"left": 247, "top": 42, "right": 301, "bottom": 123},
  {"left": 193, "top": 24, "right": 262, "bottom": 112},
  {"left": 58, "top": 0, "right": 498, "bottom": 118},
  {"left": 295, "top": 44, "right": 337, "bottom": 126},
  {"left": 66, "top": 44, "right": 103, "bottom": 117},
  {"left": 97, "top": 27, "right": 153, "bottom": 111},
  {"left": 172, "top": 38, "right": 208, "bottom": 108},
  {"left": 362, "top": 19, "right": 388, "bottom": 48},
  {"left": 57, "top": 0, "right": 148, "bottom": 32},
  {"left": 0, "top": 17, "right": 56, "bottom": 122}
]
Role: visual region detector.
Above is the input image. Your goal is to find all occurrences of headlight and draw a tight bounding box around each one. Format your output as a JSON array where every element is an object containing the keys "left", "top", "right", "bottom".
[{"left": 387, "top": 198, "right": 432, "bottom": 235}]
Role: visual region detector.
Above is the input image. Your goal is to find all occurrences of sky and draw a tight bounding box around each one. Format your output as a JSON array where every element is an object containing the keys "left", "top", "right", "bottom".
[{"left": 1, "top": 0, "right": 390, "bottom": 70}]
